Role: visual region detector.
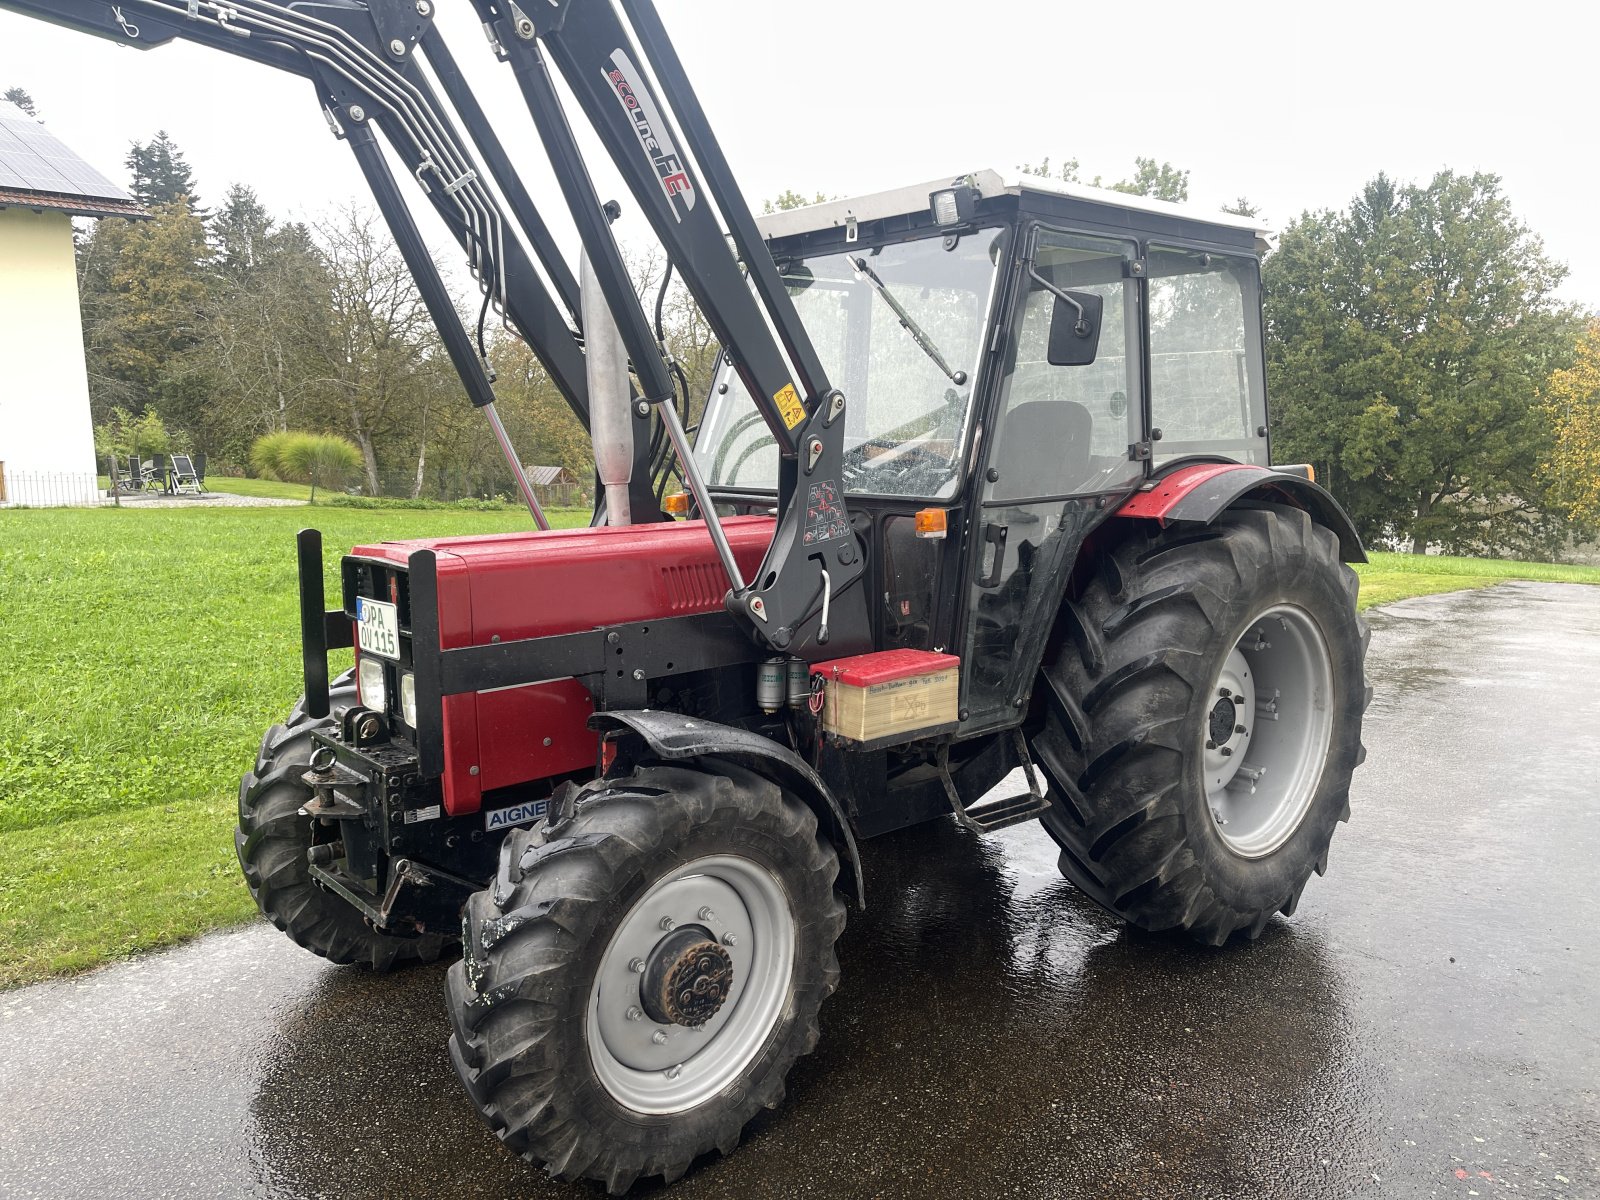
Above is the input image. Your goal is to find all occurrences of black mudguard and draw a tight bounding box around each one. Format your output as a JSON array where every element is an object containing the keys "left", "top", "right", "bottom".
[
  {"left": 1138, "top": 466, "right": 1367, "bottom": 563},
  {"left": 589, "top": 710, "right": 865, "bottom": 907}
]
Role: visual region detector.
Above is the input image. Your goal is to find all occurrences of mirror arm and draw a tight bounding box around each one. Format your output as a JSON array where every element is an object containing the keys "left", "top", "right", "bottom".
[{"left": 1028, "top": 266, "right": 1091, "bottom": 337}]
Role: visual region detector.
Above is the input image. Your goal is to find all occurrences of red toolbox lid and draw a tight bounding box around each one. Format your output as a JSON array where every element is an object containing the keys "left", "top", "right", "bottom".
[{"left": 812, "top": 649, "right": 960, "bottom": 687}]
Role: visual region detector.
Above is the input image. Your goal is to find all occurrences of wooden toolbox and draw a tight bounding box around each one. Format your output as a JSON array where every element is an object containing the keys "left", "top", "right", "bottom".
[{"left": 813, "top": 649, "right": 960, "bottom": 745}]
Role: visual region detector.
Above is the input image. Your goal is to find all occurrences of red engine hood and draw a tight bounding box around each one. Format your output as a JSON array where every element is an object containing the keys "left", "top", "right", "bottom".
[{"left": 347, "top": 516, "right": 774, "bottom": 814}]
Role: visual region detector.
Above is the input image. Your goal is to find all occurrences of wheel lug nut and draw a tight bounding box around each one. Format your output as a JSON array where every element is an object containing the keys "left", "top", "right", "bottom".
[
  {"left": 1236, "top": 724, "right": 1247, "bottom": 735},
  {"left": 1205, "top": 739, "right": 1216, "bottom": 750},
  {"left": 652, "top": 1030, "right": 669, "bottom": 1045},
  {"left": 1220, "top": 747, "right": 1233, "bottom": 757},
  {"left": 629, "top": 958, "right": 645, "bottom": 973},
  {"left": 1219, "top": 687, "right": 1232, "bottom": 698},
  {"left": 698, "top": 907, "right": 716, "bottom": 922},
  {"left": 659, "top": 916, "right": 675, "bottom": 931},
  {"left": 721, "top": 933, "right": 738, "bottom": 947},
  {"left": 625, "top": 1006, "right": 642, "bottom": 1022}
]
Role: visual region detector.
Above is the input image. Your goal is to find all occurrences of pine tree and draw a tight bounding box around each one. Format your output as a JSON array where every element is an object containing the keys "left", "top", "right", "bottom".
[
  {"left": 125, "top": 131, "right": 205, "bottom": 215},
  {"left": 213, "top": 184, "right": 275, "bottom": 278}
]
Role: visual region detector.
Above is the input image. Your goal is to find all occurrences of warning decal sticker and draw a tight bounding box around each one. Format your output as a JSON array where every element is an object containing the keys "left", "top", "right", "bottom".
[
  {"left": 774, "top": 383, "right": 806, "bottom": 430},
  {"left": 804, "top": 480, "right": 847, "bottom": 546}
]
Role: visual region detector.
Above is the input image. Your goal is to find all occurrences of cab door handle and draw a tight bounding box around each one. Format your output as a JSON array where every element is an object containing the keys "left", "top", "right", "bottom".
[{"left": 977, "top": 523, "right": 1009, "bottom": 588}]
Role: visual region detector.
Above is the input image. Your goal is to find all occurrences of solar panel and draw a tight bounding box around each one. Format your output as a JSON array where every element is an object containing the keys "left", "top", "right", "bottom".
[{"left": 0, "top": 105, "right": 132, "bottom": 203}]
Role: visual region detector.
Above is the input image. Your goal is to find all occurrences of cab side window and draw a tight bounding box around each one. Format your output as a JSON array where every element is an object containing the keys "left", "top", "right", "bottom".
[
  {"left": 989, "top": 231, "right": 1143, "bottom": 501},
  {"left": 1147, "top": 247, "right": 1267, "bottom": 464}
]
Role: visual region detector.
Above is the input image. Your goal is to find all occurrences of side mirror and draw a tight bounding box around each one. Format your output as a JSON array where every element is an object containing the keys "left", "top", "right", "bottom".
[{"left": 1046, "top": 290, "right": 1103, "bottom": 366}]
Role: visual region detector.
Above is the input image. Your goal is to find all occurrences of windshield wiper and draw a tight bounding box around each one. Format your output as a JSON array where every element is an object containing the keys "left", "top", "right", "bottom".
[{"left": 846, "top": 254, "right": 969, "bottom": 386}]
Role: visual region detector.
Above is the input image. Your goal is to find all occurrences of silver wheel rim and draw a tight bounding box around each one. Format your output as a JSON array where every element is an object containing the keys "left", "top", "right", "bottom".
[
  {"left": 586, "top": 854, "right": 795, "bottom": 1115},
  {"left": 1204, "top": 604, "right": 1335, "bottom": 858}
]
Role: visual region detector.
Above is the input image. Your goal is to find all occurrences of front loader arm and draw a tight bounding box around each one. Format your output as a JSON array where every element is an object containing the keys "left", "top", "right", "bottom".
[
  {"left": 476, "top": 0, "right": 869, "bottom": 652},
  {"left": 4, "top": 0, "right": 869, "bottom": 653}
]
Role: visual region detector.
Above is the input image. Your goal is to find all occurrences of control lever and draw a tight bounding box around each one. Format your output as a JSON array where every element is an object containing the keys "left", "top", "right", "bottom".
[{"left": 817, "top": 568, "right": 832, "bottom": 645}]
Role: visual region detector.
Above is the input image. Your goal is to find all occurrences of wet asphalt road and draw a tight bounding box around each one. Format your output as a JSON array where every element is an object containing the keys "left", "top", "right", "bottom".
[{"left": 4, "top": 581, "right": 1598, "bottom": 1200}]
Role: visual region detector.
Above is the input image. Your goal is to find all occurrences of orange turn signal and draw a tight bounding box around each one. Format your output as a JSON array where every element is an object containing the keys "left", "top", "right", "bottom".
[
  {"left": 663, "top": 492, "right": 691, "bottom": 516},
  {"left": 914, "top": 508, "right": 948, "bottom": 539}
]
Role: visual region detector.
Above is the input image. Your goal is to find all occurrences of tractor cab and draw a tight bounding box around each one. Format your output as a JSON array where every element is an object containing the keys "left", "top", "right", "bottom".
[{"left": 697, "top": 170, "right": 1277, "bottom": 731}]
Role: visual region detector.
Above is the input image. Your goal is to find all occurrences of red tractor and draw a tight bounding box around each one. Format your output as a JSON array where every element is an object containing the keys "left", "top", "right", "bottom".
[{"left": 8, "top": 0, "right": 1368, "bottom": 1190}]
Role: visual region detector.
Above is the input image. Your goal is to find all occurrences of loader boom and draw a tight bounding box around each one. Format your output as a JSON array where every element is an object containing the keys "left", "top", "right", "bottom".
[{"left": 3, "top": 0, "right": 867, "bottom": 651}]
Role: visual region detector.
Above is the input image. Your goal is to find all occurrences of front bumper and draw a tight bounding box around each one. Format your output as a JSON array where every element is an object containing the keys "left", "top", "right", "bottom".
[{"left": 301, "top": 726, "right": 488, "bottom": 936}]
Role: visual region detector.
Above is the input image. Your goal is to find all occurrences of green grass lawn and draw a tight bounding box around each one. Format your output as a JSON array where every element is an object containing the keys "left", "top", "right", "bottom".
[
  {"left": 1354, "top": 551, "right": 1600, "bottom": 608},
  {"left": 1, "top": 507, "right": 1596, "bottom": 989},
  {"left": 202, "top": 475, "right": 315, "bottom": 500},
  {"left": 0, "top": 504, "right": 585, "bottom": 987}
]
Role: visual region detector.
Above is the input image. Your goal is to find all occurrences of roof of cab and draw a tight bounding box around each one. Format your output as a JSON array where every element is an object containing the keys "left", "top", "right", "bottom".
[{"left": 753, "top": 168, "right": 1271, "bottom": 250}]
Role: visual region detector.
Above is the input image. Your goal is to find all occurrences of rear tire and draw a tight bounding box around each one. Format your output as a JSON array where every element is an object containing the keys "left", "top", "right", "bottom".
[
  {"left": 235, "top": 674, "right": 449, "bottom": 969},
  {"left": 445, "top": 762, "right": 845, "bottom": 1194},
  {"left": 1034, "top": 504, "right": 1370, "bottom": 945}
]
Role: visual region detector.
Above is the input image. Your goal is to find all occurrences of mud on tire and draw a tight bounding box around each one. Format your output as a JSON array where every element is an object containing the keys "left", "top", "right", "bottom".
[
  {"left": 445, "top": 761, "right": 846, "bottom": 1194},
  {"left": 1034, "top": 504, "right": 1371, "bottom": 945},
  {"left": 235, "top": 671, "right": 449, "bottom": 969}
]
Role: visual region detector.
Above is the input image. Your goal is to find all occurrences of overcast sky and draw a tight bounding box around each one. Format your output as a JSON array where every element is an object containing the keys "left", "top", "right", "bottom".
[{"left": 1, "top": 0, "right": 1594, "bottom": 310}]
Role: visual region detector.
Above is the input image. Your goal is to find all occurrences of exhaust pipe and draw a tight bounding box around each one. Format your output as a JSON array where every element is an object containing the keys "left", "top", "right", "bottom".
[{"left": 580, "top": 249, "right": 633, "bottom": 527}]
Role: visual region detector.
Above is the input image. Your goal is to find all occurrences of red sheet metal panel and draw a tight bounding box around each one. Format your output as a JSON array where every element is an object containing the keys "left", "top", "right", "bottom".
[
  {"left": 1115, "top": 463, "right": 1254, "bottom": 523},
  {"left": 350, "top": 518, "right": 775, "bottom": 813}
]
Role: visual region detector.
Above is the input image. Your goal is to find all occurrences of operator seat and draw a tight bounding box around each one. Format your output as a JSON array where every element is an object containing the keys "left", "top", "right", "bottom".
[{"left": 987, "top": 399, "right": 1093, "bottom": 501}]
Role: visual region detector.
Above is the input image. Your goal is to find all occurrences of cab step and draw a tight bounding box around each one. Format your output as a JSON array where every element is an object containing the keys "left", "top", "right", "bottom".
[{"left": 938, "top": 730, "right": 1051, "bottom": 833}]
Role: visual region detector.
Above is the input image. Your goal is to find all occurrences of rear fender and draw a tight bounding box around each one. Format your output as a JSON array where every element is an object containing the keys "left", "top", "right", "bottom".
[
  {"left": 588, "top": 711, "right": 865, "bottom": 907},
  {"left": 1117, "top": 463, "right": 1367, "bottom": 562}
]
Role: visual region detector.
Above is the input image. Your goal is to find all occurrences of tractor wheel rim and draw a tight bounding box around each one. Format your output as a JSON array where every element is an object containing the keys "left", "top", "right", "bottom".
[
  {"left": 1204, "top": 604, "right": 1335, "bottom": 859},
  {"left": 587, "top": 853, "right": 795, "bottom": 1115}
]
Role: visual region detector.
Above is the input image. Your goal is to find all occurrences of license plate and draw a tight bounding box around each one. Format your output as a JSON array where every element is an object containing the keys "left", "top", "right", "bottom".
[{"left": 356, "top": 597, "right": 400, "bottom": 660}]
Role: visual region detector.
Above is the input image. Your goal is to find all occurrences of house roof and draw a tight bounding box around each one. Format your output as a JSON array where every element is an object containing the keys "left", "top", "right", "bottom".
[
  {"left": 523, "top": 465, "right": 573, "bottom": 486},
  {"left": 0, "top": 102, "right": 145, "bottom": 220}
]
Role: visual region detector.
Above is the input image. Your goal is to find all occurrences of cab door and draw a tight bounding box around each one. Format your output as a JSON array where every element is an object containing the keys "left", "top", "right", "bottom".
[{"left": 959, "top": 228, "right": 1145, "bottom": 732}]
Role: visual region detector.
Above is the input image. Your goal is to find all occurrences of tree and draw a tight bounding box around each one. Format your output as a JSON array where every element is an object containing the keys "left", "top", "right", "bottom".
[
  {"left": 301, "top": 205, "right": 439, "bottom": 494},
  {"left": 77, "top": 199, "right": 213, "bottom": 426},
  {"left": 1110, "top": 157, "right": 1189, "bottom": 202},
  {"left": 762, "top": 189, "right": 833, "bottom": 213},
  {"left": 1018, "top": 155, "right": 1190, "bottom": 201},
  {"left": 93, "top": 406, "right": 172, "bottom": 461},
  {"left": 4, "top": 86, "right": 37, "bottom": 116},
  {"left": 198, "top": 186, "right": 332, "bottom": 461},
  {"left": 1221, "top": 197, "right": 1260, "bottom": 217},
  {"left": 1541, "top": 319, "right": 1600, "bottom": 528},
  {"left": 125, "top": 131, "right": 204, "bottom": 214},
  {"left": 1266, "top": 170, "right": 1580, "bottom": 555}
]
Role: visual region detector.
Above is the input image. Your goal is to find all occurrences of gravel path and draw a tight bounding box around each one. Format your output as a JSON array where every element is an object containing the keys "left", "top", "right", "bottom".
[{"left": 109, "top": 493, "right": 306, "bottom": 508}]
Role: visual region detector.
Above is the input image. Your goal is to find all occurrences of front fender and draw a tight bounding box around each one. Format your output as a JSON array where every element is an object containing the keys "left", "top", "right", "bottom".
[
  {"left": 588, "top": 710, "right": 865, "bottom": 907},
  {"left": 1117, "top": 463, "right": 1367, "bottom": 562}
]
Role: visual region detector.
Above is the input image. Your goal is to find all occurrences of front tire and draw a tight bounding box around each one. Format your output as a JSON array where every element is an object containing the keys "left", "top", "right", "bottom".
[
  {"left": 1034, "top": 504, "right": 1370, "bottom": 945},
  {"left": 445, "top": 762, "right": 846, "bottom": 1194}
]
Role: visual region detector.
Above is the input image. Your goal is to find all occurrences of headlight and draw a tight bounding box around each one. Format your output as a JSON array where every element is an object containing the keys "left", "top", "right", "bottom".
[
  {"left": 358, "top": 656, "right": 387, "bottom": 713},
  {"left": 929, "top": 183, "right": 979, "bottom": 227},
  {"left": 400, "top": 672, "right": 417, "bottom": 729}
]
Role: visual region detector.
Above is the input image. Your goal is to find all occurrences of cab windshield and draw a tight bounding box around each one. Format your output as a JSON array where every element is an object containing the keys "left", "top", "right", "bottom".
[{"left": 695, "top": 228, "right": 1005, "bottom": 499}]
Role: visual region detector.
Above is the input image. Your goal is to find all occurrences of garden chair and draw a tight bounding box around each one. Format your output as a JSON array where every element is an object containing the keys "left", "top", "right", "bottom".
[
  {"left": 170, "top": 454, "right": 203, "bottom": 495},
  {"left": 141, "top": 455, "right": 168, "bottom": 492}
]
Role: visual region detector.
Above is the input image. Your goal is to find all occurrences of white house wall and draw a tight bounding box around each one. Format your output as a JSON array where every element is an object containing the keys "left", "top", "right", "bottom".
[{"left": 0, "top": 206, "right": 99, "bottom": 501}]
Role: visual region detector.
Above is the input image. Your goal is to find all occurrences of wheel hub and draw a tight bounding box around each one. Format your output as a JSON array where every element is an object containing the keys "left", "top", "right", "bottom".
[
  {"left": 1207, "top": 696, "right": 1239, "bottom": 747},
  {"left": 587, "top": 854, "right": 795, "bottom": 1115},
  {"left": 641, "top": 926, "right": 734, "bottom": 1027},
  {"left": 1204, "top": 606, "right": 1335, "bottom": 859}
]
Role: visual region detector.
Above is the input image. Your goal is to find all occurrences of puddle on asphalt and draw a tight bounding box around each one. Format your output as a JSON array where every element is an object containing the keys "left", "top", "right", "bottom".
[{"left": 241, "top": 817, "right": 1375, "bottom": 1199}]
